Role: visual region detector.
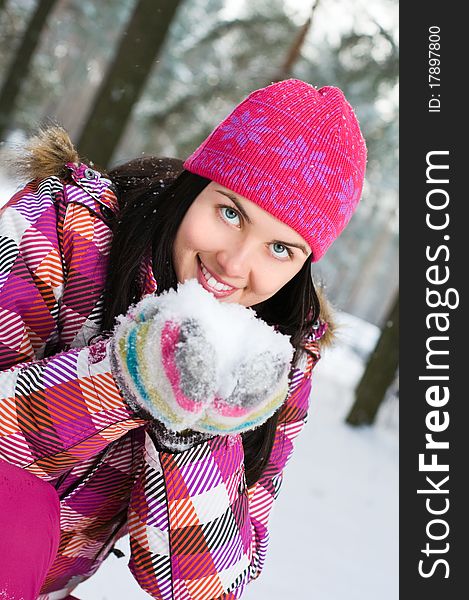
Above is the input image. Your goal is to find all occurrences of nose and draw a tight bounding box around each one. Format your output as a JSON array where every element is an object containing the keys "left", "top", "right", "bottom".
[{"left": 216, "top": 243, "right": 253, "bottom": 281}]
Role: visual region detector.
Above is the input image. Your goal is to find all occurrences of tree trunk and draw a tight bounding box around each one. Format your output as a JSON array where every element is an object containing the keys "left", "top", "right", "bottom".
[
  {"left": 77, "top": 0, "right": 184, "bottom": 169},
  {"left": 346, "top": 292, "right": 399, "bottom": 425},
  {"left": 272, "top": 0, "right": 320, "bottom": 82},
  {"left": 0, "top": 0, "right": 58, "bottom": 139}
]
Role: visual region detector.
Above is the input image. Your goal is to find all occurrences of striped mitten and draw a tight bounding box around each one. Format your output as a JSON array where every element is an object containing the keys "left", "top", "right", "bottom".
[{"left": 111, "top": 279, "right": 294, "bottom": 437}]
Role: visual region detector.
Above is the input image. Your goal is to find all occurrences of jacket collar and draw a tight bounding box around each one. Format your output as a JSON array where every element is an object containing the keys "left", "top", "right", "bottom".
[{"left": 66, "top": 162, "right": 119, "bottom": 214}]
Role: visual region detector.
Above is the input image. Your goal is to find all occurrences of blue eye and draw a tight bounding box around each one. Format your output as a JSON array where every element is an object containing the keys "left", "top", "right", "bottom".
[
  {"left": 271, "top": 242, "right": 291, "bottom": 259},
  {"left": 220, "top": 206, "right": 241, "bottom": 225}
]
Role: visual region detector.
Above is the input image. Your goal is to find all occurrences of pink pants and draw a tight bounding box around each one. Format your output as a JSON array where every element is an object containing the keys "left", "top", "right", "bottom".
[{"left": 0, "top": 459, "right": 61, "bottom": 600}]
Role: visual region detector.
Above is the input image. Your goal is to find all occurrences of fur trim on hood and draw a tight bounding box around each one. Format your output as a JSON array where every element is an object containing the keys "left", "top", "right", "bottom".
[
  {"left": 316, "top": 284, "right": 336, "bottom": 347},
  {"left": 12, "top": 125, "right": 79, "bottom": 181}
]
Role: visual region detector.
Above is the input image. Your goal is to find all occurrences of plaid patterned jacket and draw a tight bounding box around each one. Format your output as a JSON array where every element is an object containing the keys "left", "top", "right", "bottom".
[{"left": 0, "top": 162, "right": 322, "bottom": 599}]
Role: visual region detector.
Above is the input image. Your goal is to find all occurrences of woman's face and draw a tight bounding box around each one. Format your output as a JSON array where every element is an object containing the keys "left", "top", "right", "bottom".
[{"left": 173, "top": 182, "right": 311, "bottom": 307}]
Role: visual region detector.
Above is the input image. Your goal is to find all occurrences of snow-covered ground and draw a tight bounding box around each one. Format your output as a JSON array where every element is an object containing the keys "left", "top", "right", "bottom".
[{"left": 0, "top": 170, "right": 398, "bottom": 599}]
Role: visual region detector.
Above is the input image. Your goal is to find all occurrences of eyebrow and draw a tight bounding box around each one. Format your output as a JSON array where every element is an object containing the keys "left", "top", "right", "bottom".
[{"left": 216, "top": 189, "right": 309, "bottom": 256}]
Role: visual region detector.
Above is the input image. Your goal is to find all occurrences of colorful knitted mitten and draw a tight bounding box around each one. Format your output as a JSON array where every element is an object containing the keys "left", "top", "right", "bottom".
[{"left": 110, "top": 279, "right": 294, "bottom": 435}]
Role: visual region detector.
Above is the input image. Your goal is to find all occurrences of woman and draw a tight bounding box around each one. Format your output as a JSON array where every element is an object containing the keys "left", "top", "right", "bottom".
[{"left": 0, "top": 79, "right": 366, "bottom": 599}]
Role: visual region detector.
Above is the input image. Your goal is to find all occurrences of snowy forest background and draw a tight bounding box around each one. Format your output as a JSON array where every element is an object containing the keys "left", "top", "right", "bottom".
[{"left": 0, "top": 1, "right": 398, "bottom": 598}]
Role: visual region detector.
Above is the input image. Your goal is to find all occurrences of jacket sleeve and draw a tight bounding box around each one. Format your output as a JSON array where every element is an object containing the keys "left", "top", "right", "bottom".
[
  {"left": 0, "top": 178, "right": 146, "bottom": 479},
  {"left": 126, "top": 341, "right": 320, "bottom": 600},
  {"left": 0, "top": 338, "right": 146, "bottom": 479}
]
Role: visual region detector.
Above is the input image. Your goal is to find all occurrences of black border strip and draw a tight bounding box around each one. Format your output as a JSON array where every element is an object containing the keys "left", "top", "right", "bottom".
[{"left": 400, "top": 4, "right": 465, "bottom": 597}]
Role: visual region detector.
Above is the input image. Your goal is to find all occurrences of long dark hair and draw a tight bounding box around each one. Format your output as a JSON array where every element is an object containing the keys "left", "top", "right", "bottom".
[{"left": 103, "top": 157, "right": 321, "bottom": 487}]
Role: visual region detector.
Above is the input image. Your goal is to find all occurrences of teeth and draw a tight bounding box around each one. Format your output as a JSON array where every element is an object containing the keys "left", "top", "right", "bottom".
[{"left": 200, "top": 260, "right": 233, "bottom": 292}]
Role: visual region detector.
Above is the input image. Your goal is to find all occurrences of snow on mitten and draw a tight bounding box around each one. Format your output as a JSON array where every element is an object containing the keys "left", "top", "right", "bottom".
[
  {"left": 193, "top": 301, "right": 295, "bottom": 434},
  {"left": 111, "top": 279, "right": 294, "bottom": 436},
  {"left": 200, "top": 350, "right": 292, "bottom": 433},
  {"left": 110, "top": 286, "right": 218, "bottom": 432}
]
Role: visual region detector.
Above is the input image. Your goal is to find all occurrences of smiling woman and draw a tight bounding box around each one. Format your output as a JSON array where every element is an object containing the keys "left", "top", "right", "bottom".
[
  {"left": 0, "top": 79, "right": 366, "bottom": 599},
  {"left": 172, "top": 182, "right": 312, "bottom": 306}
]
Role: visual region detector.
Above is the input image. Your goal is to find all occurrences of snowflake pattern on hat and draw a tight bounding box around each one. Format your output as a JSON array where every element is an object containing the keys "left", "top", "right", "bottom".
[
  {"left": 220, "top": 110, "right": 274, "bottom": 147},
  {"left": 271, "top": 135, "right": 336, "bottom": 188},
  {"left": 334, "top": 175, "right": 362, "bottom": 228}
]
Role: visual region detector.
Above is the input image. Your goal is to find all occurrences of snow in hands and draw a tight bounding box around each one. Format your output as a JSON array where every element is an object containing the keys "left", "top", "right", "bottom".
[{"left": 111, "top": 279, "right": 294, "bottom": 435}]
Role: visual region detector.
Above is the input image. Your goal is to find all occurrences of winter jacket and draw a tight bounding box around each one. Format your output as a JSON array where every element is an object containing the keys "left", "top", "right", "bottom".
[{"left": 0, "top": 147, "right": 323, "bottom": 599}]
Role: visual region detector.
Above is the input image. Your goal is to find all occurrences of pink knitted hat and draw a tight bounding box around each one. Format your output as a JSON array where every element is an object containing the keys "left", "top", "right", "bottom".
[{"left": 183, "top": 79, "right": 367, "bottom": 261}]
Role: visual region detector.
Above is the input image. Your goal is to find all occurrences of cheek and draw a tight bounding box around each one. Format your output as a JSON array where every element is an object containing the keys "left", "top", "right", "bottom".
[
  {"left": 175, "top": 206, "right": 222, "bottom": 254},
  {"left": 174, "top": 214, "right": 204, "bottom": 260},
  {"left": 173, "top": 213, "right": 225, "bottom": 280},
  {"left": 173, "top": 221, "right": 195, "bottom": 279},
  {"left": 249, "top": 265, "right": 299, "bottom": 300}
]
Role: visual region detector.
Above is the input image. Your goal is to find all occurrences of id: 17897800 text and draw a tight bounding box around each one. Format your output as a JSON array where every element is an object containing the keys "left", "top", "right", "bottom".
[{"left": 428, "top": 25, "right": 441, "bottom": 113}]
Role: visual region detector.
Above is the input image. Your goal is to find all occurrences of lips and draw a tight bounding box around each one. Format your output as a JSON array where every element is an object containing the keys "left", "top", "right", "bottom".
[{"left": 197, "top": 257, "right": 237, "bottom": 298}]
